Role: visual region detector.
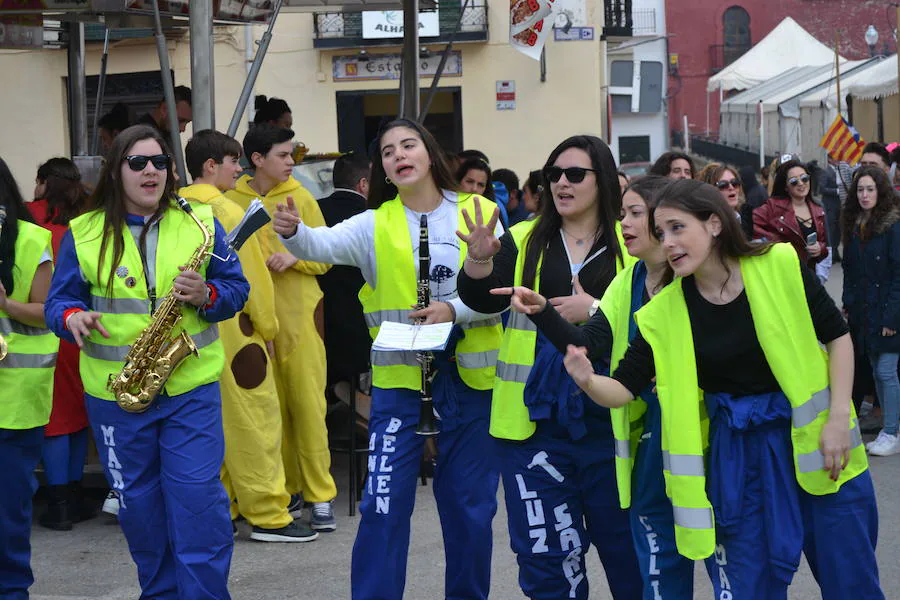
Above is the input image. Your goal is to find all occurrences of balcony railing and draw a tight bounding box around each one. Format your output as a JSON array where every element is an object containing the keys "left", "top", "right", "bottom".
[
  {"left": 632, "top": 8, "right": 656, "bottom": 36},
  {"left": 603, "top": 0, "right": 633, "bottom": 38},
  {"left": 313, "top": 0, "right": 487, "bottom": 49},
  {"left": 709, "top": 43, "right": 751, "bottom": 74}
]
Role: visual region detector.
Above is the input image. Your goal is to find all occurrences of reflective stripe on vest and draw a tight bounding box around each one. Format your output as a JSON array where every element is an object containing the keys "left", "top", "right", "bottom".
[
  {"left": 490, "top": 219, "right": 636, "bottom": 441},
  {"left": 70, "top": 203, "right": 225, "bottom": 401},
  {"left": 634, "top": 242, "right": 869, "bottom": 560},
  {"left": 360, "top": 193, "right": 502, "bottom": 391},
  {"left": 0, "top": 221, "right": 55, "bottom": 429}
]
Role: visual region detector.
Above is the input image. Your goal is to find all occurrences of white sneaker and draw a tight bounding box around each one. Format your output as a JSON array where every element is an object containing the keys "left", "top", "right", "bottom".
[
  {"left": 866, "top": 430, "right": 900, "bottom": 456},
  {"left": 102, "top": 490, "right": 120, "bottom": 516}
]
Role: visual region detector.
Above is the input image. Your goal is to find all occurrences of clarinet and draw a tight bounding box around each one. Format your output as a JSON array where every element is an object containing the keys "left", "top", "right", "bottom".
[{"left": 415, "top": 214, "right": 439, "bottom": 436}]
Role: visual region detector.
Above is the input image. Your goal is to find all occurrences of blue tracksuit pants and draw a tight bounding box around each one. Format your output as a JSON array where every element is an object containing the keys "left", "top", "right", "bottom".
[
  {"left": 0, "top": 427, "right": 43, "bottom": 600},
  {"left": 351, "top": 379, "right": 499, "bottom": 600},
  {"left": 629, "top": 389, "right": 694, "bottom": 600},
  {"left": 497, "top": 407, "right": 643, "bottom": 600},
  {"left": 86, "top": 382, "right": 233, "bottom": 600}
]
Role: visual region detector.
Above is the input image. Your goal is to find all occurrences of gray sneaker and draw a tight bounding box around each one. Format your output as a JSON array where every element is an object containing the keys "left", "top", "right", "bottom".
[
  {"left": 250, "top": 520, "right": 318, "bottom": 543},
  {"left": 311, "top": 501, "right": 336, "bottom": 532}
]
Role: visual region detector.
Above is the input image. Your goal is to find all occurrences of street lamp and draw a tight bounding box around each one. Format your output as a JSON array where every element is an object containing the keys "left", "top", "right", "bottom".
[{"left": 865, "top": 25, "right": 885, "bottom": 141}]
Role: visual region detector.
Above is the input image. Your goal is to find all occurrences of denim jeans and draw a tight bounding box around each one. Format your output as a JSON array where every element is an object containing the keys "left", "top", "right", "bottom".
[{"left": 869, "top": 352, "right": 900, "bottom": 435}]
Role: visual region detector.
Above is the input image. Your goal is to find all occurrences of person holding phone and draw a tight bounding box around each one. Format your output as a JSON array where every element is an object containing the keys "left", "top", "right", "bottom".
[{"left": 753, "top": 159, "right": 828, "bottom": 269}]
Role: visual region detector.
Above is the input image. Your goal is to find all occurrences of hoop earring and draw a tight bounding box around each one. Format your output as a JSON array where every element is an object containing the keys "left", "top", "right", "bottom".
[{"left": 385, "top": 177, "right": 392, "bottom": 185}]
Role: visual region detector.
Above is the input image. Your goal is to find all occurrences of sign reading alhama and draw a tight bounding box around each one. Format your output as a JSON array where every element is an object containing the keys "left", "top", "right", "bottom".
[{"left": 362, "top": 9, "right": 440, "bottom": 39}]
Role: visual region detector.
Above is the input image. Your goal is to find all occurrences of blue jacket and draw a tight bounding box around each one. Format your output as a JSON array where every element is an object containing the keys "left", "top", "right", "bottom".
[
  {"left": 45, "top": 214, "right": 249, "bottom": 345},
  {"left": 842, "top": 210, "right": 900, "bottom": 354}
]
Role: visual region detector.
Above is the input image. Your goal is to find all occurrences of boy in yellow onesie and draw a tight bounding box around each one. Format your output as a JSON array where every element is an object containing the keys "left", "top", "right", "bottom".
[
  {"left": 226, "top": 124, "right": 338, "bottom": 531},
  {"left": 180, "top": 129, "right": 317, "bottom": 542}
]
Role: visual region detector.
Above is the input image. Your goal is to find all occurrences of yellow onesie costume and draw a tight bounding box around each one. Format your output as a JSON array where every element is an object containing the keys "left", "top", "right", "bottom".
[
  {"left": 179, "top": 183, "right": 292, "bottom": 529},
  {"left": 227, "top": 175, "right": 337, "bottom": 503}
]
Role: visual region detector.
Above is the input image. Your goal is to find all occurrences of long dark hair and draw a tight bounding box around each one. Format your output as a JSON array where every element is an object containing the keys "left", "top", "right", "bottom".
[
  {"left": 626, "top": 175, "right": 674, "bottom": 291},
  {"left": 456, "top": 157, "right": 495, "bottom": 201},
  {"left": 648, "top": 151, "right": 695, "bottom": 178},
  {"left": 0, "top": 157, "right": 35, "bottom": 296},
  {"left": 92, "top": 124, "right": 177, "bottom": 296},
  {"left": 367, "top": 119, "right": 458, "bottom": 209},
  {"left": 521, "top": 135, "right": 623, "bottom": 291},
  {"left": 36, "top": 157, "right": 89, "bottom": 225},
  {"left": 843, "top": 166, "right": 897, "bottom": 243},
  {"left": 650, "top": 179, "right": 771, "bottom": 286},
  {"left": 771, "top": 159, "right": 814, "bottom": 203}
]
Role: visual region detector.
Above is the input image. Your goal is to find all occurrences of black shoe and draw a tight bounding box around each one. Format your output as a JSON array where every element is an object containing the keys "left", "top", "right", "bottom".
[
  {"left": 40, "top": 485, "right": 73, "bottom": 531},
  {"left": 250, "top": 520, "right": 319, "bottom": 543},
  {"left": 68, "top": 481, "right": 99, "bottom": 523},
  {"left": 286, "top": 493, "right": 304, "bottom": 518}
]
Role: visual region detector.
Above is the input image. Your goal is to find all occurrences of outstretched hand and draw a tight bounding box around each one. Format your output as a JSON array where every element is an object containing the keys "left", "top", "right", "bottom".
[
  {"left": 456, "top": 196, "right": 501, "bottom": 260},
  {"left": 564, "top": 345, "right": 595, "bottom": 390},
  {"left": 490, "top": 286, "right": 548, "bottom": 315},
  {"left": 273, "top": 196, "right": 302, "bottom": 238}
]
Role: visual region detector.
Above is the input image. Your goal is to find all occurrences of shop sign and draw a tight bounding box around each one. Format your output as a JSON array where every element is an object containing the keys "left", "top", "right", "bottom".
[
  {"left": 333, "top": 51, "right": 461, "bottom": 81},
  {"left": 496, "top": 80, "right": 516, "bottom": 110},
  {"left": 362, "top": 10, "right": 439, "bottom": 39}
]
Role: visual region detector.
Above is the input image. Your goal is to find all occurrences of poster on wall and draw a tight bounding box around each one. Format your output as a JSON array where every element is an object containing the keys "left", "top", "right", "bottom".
[{"left": 509, "top": 0, "right": 559, "bottom": 60}]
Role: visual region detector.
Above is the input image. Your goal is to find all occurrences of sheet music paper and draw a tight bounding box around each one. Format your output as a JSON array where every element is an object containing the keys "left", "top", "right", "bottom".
[
  {"left": 372, "top": 321, "right": 454, "bottom": 352},
  {"left": 225, "top": 198, "right": 271, "bottom": 252}
]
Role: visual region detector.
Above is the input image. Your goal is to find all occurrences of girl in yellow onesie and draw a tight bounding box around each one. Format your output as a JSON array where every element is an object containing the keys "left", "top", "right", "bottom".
[
  {"left": 226, "top": 124, "right": 337, "bottom": 531},
  {"left": 181, "top": 129, "right": 317, "bottom": 542}
]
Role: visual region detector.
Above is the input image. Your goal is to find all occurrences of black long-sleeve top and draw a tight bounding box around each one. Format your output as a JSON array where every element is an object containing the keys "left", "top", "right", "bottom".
[
  {"left": 530, "top": 265, "right": 848, "bottom": 398},
  {"left": 457, "top": 229, "right": 619, "bottom": 311}
]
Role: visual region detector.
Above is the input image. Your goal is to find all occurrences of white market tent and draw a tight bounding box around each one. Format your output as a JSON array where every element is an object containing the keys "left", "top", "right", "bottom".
[
  {"left": 846, "top": 54, "right": 898, "bottom": 99},
  {"left": 707, "top": 17, "right": 843, "bottom": 92}
]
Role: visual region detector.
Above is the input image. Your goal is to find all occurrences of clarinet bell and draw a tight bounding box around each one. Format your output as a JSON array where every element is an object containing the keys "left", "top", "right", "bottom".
[{"left": 416, "top": 399, "right": 440, "bottom": 436}]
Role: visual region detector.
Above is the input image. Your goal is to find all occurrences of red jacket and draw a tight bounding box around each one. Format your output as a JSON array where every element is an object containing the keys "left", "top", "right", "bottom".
[{"left": 752, "top": 196, "right": 829, "bottom": 267}]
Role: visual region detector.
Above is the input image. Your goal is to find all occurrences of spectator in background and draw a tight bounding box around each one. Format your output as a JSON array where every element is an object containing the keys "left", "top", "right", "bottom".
[
  {"left": 28, "top": 158, "right": 94, "bottom": 531},
  {"left": 136, "top": 85, "right": 192, "bottom": 150},
  {"left": 819, "top": 155, "right": 843, "bottom": 262},
  {"left": 253, "top": 95, "right": 293, "bottom": 129},
  {"left": 316, "top": 152, "right": 372, "bottom": 399},
  {"left": 456, "top": 155, "right": 495, "bottom": 201},
  {"left": 521, "top": 169, "right": 542, "bottom": 218},
  {"left": 861, "top": 142, "right": 891, "bottom": 174},
  {"left": 97, "top": 103, "right": 130, "bottom": 154},
  {"left": 617, "top": 170, "right": 629, "bottom": 195},
  {"left": 493, "top": 168, "right": 529, "bottom": 226},
  {"left": 648, "top": 151, "right": 694, "bottom": 180}
]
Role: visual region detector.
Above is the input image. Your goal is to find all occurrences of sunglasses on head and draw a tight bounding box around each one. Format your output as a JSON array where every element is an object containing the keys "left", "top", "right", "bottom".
[
  {"left": 788, "top": 174, "right": 810, "bottom": 186},
  {"left": 543, "top": 166, "right": 599, "bottom": 184},
  {"left": 125, "top": 154, "right": 170, "bottom": 172},
  {"left": 715, "top": 178, "right": 741, "bottom": 190}
]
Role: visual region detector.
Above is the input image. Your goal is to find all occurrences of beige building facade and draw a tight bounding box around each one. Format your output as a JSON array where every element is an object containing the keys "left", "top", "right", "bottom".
[{"left": 0, "top": 2, "right": 610, "bottom": 188}]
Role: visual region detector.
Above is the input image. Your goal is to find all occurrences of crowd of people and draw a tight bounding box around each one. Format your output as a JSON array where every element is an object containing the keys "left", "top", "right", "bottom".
[{"left": 0, "top": 84, "right": 892, "bottom": 599}]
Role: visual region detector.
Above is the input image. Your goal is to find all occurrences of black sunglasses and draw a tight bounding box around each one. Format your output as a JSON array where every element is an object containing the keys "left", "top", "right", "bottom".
[
  {"left": 715, "top": 178, "right": 741, "bottom": 190},
  {"left": 125, "top": 154, "right": 170, "bottom": 172},
  {"left": 788, "top": 174, "right": 810, "bottom": 186},
  {"left": 543, "top": 166, "right": 599, "bottom": 184}
]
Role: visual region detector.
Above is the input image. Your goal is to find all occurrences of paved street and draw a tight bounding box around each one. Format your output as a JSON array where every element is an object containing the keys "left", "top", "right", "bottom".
[{"left": 29, "top": 263, "right": 900, "bottom": 599}]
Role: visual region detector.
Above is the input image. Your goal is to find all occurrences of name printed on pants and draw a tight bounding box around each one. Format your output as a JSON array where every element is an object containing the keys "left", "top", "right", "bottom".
[
  {"left": 715, "top": 544, "right": 733, "bottom": 600},
  {"left": 368, "top": 417, "right": 401, "bottom": 515},
  {"left": 100, "top": 425, "right": 126, "bottom": 509},
  {"left": 638, "top": 515, "right": 663, "bottom": 600},
  {"left": 517, "top": 452, "right": 585, "bottom": 598}
]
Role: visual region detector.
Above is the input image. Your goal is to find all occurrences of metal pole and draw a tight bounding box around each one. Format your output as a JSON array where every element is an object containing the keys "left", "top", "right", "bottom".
[
  {"left": 419, "top": 0, "right": 471, "bottom": 121},
  {"left": 400, "top": 0, "right": 420, "bottom": 120},
  {"left": 151, "top": 0, "right": 187, "bottom": 182},
  {"left": 67, "top": 21, "right": 88, "bottom": 156},
  {"left": 835, "top": 32, "right": 841, "bottom": 116},
  {"left": 759, "top": 100, "right": 765, "bottom": 168},
  {"left": 228, "top": 0, "right": 285, "bottom": 137},
  {"left": 682, "top": 114, "right": 689, "bottom": 153},
  {"left": 540, "top": 47, "right": 547, "bottom": 82},
  {"left": 90, "top": 28, "right": 110, "bottom": 155},
  {"left": 877, "top": 97, "right": 885, "bottom": 142},
  {"left": 190, "top": 0, "right": 215, "bottom": 131}
]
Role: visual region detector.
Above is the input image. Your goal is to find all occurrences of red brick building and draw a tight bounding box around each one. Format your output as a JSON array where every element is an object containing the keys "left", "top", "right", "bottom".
[{"left": 666, "top": 0, "right": 891, "bottom": 139}]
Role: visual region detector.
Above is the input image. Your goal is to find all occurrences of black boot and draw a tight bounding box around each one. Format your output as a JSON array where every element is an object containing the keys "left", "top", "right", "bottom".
[
  {"left": 68, "top": 480, "right": 99, "bottom": 523},
  {"left": 39, "top": 485, "right": 73, "bottom": 531}
]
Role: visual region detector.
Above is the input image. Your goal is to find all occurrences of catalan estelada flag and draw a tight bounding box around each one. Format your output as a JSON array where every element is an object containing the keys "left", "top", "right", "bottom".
[{"left": 819, "top": 115, "right": 865, "bottom": 164}]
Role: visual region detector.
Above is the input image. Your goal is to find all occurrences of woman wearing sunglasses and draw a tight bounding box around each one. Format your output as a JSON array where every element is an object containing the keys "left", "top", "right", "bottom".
[
  {"left": 564, "top": 178, "right": 881, "bottom": 600},
  {"left": 697, "top": 162, "right": 750, "bottom": 236},
  {"left": 457, "top": 135, "right": 642, "bottom": 600},
  {"left": 44, "top": 124, "right": 250, "bottom": 598},
  {"left": 753, "top": 159, "right": 828, "bottom": 270}
]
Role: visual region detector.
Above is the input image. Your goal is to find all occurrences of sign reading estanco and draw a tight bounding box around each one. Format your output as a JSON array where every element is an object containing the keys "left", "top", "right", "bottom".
[{"left": 362, "top": 10, "right": 440, "bottom": 39}]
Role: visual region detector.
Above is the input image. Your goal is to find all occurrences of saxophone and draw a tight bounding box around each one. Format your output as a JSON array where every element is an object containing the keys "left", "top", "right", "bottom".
[
  {"left": 108, "top": 197, "right": 214, "bottom": 413},
  {"left": 0, "top": 206, "right": 7, "bottom": 361}
]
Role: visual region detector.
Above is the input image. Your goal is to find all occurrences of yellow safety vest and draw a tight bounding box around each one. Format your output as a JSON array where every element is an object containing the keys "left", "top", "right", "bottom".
[
  {"left": 635, "top": 242, "right": 868, "bottom": 559},
  {"left": 70, "top": 202, "right": 225, "bottom": 401},
  {"left": 0, "top": 221, "right": 56, "bottom": 429},
  {"left": 491, "top": 218, "right": 635, "bottom": 440},
  {"left": 360, "top": 193, "right": 503, "bottom": 391}
]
